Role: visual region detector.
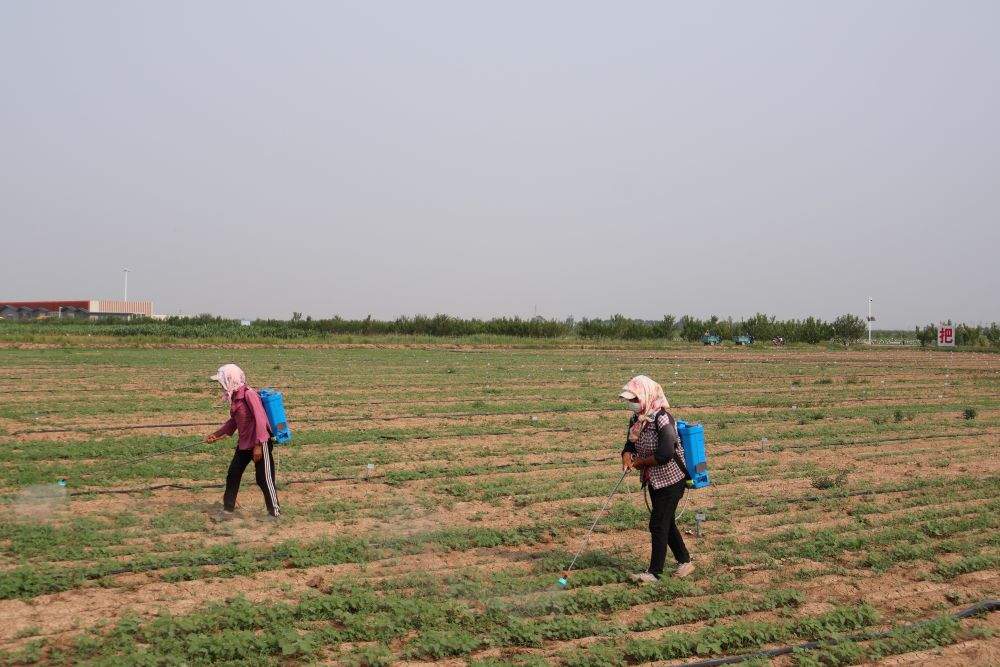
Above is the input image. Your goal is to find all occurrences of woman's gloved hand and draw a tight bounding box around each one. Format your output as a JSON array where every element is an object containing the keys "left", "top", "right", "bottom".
[
  {"left": 252, "top": 444, "right": 263, "bottom": 463},
  {"left": 622, "top": 452, "right": 634, "bottom": 470}
]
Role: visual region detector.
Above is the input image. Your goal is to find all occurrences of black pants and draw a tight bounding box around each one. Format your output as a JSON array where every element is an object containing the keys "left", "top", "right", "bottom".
[
  {"left": 648, "top": 480, "right": 689, "bottom": 576},
  {"left": 223, "top": 441, "right": 280, "bottom": 516}
]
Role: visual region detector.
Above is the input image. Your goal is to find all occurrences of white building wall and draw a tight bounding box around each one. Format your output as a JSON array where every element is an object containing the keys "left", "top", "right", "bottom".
[{"left": 91, "top": 300, "right": 154, "bottom": 316}]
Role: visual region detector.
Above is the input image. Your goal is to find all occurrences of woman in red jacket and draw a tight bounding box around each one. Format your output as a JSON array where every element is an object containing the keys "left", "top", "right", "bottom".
[{"left": 204, "top": 363, "right": 280, "bottom": 521}]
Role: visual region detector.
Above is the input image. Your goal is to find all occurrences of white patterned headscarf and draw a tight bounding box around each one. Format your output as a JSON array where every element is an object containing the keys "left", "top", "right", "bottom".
[
  {"left": 620, "top": 375, "right": 670, "bottom": 443},
  {"left": 211, "top": 363, "right": 247, "bottom": 403}
]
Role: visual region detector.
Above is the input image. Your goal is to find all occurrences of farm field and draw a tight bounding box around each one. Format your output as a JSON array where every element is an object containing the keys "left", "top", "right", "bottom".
[{"left": 0, "top": 344, "right": 997, "bottom": 666}]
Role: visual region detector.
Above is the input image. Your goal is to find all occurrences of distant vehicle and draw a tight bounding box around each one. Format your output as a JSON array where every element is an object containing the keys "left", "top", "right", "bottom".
[
  {"left": 772, "top": 336, "right": 785, "bottom": 346},
  {"left": 734, "top": 335, "right": 754, "bottom": 346},
  {"left": 701, "top": 334, "right": 722, "bottom": 346}
]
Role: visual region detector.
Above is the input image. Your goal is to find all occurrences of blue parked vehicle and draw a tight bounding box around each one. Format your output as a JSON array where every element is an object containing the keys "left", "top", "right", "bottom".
[
  {"left": 701, "top": 333, "right": 722, "bottom": 346},
  {"left": 734, "top": 335, "right": 754, "bottom": 346}
]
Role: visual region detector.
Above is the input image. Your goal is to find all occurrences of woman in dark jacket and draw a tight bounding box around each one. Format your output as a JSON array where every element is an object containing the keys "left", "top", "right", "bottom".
[
  {"left": 204, "top": 364, "right": 280, "bottom": 521},
  {"left": 620, "top": 375, "right": 693, "bottom": 583}
]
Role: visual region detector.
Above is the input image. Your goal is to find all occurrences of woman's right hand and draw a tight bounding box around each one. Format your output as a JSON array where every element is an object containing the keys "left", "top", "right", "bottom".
[
  {"left": 622, "top": 452, "right": 634, "bottom": 470},
  {"left": 204, "top": 433, "right": 220, "bottom": 444}
]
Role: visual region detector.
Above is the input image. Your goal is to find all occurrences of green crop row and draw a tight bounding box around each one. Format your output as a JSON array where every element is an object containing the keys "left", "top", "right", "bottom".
[
  {"left": 0, "top": 581, "right": 861, "bottom": 666},
  {"left": 560, "top": 604, "right": 879, "bottom": 666},
  {"left": 792, "top": 613, "right": 988, "bottom": 667}
]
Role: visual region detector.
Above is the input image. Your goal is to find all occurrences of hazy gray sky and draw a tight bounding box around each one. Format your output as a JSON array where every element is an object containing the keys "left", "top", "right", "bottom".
[{"left": 2, "top": 1, "right": 998, "bottom": 327}]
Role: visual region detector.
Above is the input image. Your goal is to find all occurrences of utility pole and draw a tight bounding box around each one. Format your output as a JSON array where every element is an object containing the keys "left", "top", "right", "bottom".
[
  {"left": 867, "top": 297, "right": 874, "bottom": 345},
  {"left": 123, "top": 268, "right": 129, "bottom": 302}
]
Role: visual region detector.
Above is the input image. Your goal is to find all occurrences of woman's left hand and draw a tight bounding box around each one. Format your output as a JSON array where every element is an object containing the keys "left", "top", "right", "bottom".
[{"left": 252, "top": 444, "right": 263, "bottom": 463}]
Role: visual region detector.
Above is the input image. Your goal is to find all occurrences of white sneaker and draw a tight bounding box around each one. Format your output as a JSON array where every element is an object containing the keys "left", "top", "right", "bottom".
[
  {"left": 629, "top": 572, "right": 659, "bottom": 584},
  {"left": 211, "top": 510, "right": 236, "bottom": 523},
  {"left": 674, "top": 561, "right": 695, "bottom": 578}
]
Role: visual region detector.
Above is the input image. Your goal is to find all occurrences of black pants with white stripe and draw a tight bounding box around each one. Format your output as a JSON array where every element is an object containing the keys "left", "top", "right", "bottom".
[{"left": 223, "top": 441, "right": 280, "bottom": 516}]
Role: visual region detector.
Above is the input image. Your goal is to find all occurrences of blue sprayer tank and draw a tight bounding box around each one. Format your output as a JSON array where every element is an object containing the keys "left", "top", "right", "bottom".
[
  {"left": 258, "top": 388, "right": 292, "bottom": 444},
  {"left": 675, "top": 420, "right": 710, "bottom": 489}
]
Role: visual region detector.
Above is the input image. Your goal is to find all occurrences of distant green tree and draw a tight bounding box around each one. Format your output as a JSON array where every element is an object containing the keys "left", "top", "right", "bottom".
[
  {"left": 914, "top": 324, "right": 937, "bottom": 347},
  {"left": 740, "top": 313, "right": 777, "bottom": 341},
  {"left": 987, "top": 323, "right": 1000, "bottom": 346},
  {"left": 797, "top": 316, "right": 827, "bottom": 344},
  {"left": 832, "top": 314, "right": 867, "bottom": 345},
  {"left": 656, "top": 315, "right": 677, "bottom": 339},
  {"left": 679, "top": 315, "right": 704, "bottom": 342},
  {"left": 715, "top": 317, "right": 734, "bottom": 340}
]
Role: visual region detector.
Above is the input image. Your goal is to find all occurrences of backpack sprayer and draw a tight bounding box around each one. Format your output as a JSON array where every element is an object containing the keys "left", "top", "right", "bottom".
[
  {"left": 676, "top": 420, "right": 710, "bottom": 489},
  {"left": 258, "top": 388, "right": 292, "bottom": 444}
]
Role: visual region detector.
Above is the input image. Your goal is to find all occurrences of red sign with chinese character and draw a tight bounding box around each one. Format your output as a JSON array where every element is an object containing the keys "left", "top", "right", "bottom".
[{"left": 938, "top": 326, "right": 955, "bottom": 347}]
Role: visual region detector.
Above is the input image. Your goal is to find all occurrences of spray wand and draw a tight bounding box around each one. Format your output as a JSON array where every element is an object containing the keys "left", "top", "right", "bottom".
[
  {"left": 55, "top": 438, "right": 209, "bottom": 489},
  {"left": 558, "top": 467, "right": 630, "bottom": 588}
]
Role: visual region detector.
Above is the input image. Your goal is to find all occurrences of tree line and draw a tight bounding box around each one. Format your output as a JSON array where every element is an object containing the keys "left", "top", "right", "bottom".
[{"left": 10, "top": 312, "right": 998, "bottom": 346}]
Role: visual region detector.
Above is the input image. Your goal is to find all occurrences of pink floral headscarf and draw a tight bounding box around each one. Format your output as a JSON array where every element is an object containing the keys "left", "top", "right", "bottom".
[
  {"left": 620, "top": 375, "right": 670, "bottom": 443},
  {"left": 211, "top": 363, "right": 247, "bottom": 403}
]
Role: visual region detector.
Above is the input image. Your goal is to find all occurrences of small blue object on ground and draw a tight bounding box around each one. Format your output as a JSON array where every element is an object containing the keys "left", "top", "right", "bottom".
[{"left": 557, "top": 577, "right": 568, "bottom": 588}]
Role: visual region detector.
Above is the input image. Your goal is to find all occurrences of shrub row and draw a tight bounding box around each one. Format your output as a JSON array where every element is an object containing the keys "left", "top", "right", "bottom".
[{"left": 10, "top": 313, "right": 997, "bottom": 345}]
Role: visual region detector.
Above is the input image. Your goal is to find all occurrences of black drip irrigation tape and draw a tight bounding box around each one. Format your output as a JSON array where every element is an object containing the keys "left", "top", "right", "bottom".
[
  {"left": 719, "top": 482, "right": 976, "bottom": 512},
  {"left": 711, "top": 429, "right": 992, "bottom": 457},
  {"left": 11, "top": 420, "right": 221, "bottom": 436},
  {"left": 66, "top": 453, "right": 621, "bottom": 496},
  {"left": 9, "top": 411, "right": 576, "bottom": 436},
  {"left": 678, "top": 599, "right": 999, "bottom": 667},
  {"left": 6, "top": 413, "right": 540, "bottom": 436},
  {"left": 72, "top": 426, "right": 574, "bottom": 466},
  {"left": 68, "top": 473, "right": 362, "bottom": 497}
]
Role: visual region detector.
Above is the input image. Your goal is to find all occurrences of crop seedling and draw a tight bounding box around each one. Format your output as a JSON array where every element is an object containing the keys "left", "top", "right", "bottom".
[{"left": 811, "top": 470, "right": 850, "bottom": 490}]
